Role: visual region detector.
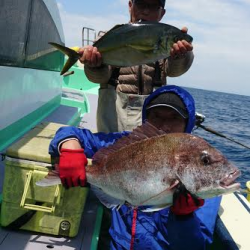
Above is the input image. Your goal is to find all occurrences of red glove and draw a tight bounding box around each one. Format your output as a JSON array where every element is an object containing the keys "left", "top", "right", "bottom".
[
  {"left": 59, "top": 148, "right": 88, "bottom": 188},
  {"left": 170, "top": 193, "right": 204, "bottom": 215}
]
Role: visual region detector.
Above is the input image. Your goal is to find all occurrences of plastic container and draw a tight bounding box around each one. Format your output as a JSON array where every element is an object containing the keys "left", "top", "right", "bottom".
[{"left": 1, "top": 122, "right": 88, "bottom": 237}]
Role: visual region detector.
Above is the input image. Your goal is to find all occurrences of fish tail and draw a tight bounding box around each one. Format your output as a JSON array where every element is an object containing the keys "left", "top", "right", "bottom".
[
  {"left": 60, "top": 57, "right": 79, "bottom": 75},
  {"left": 49, "top": 42, "right": 80, "bottom": 75},
  {"left": 35, "top": 170, "right": 61, "bottom": 187}
]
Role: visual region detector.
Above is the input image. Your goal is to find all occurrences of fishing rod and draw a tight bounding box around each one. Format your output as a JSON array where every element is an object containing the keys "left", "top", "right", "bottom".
[{"left": 195, "top": 113, "right": 250, "bottom": 150}]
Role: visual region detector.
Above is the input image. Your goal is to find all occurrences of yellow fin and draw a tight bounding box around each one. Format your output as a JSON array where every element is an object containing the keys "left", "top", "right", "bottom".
[{"left": 70, "top": 46, "right": 80, "bottom": 52}]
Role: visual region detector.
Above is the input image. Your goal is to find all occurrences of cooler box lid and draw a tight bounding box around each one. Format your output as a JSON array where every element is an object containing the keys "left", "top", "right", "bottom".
[{"left": 6, "top": 122, "right": 66, "bottom": 163}]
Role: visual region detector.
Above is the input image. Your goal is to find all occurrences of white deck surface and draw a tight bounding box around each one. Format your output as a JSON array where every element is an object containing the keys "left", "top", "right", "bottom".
[{"left": 218, "top": 193, "right": 250, "bottom": 250}]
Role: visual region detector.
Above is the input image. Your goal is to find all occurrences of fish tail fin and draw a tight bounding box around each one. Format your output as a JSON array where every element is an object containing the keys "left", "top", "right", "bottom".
[
  {"left": 35, "top": 170, "right": 61, "bottom": 187},
  {"left": 91, "top": 185, "right": 125, "bottom": 209},
  {"left": 49, "top": 42, "right": 80, "bottom": 75},
  {"left": 60, "top": 57, "right": 79, "bottom": 75}
]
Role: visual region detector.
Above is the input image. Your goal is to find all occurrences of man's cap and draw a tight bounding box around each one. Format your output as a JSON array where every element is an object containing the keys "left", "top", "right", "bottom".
[
  {"left": 133, "top": 0, "right": 166, "bottom": 8},
  {"left": 146, "top": 92, "right": 189, "bottom": 119}
]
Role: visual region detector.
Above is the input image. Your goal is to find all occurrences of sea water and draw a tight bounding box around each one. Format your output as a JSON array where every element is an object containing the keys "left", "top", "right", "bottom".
[{"left": 185, "top": 87, "right": 250, "bottom": 187}]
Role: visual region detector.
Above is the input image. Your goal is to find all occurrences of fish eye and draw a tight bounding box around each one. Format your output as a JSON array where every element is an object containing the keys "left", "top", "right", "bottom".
[{"left": 201, "top": 151, "right": 210, "bottom": 166}]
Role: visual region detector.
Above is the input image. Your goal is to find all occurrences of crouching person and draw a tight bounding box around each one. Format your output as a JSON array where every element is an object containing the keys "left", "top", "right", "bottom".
[{"left": 49, "top": 85, "right": 221, "bottom": 250}]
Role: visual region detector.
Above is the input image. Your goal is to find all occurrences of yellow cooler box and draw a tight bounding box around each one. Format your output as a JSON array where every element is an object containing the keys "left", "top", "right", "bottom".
[{"left": 0, "top": 122, "right": 89, "bottom": 237}]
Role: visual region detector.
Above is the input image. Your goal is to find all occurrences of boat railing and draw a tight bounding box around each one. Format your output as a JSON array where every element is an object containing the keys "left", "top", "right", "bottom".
[{"left": 82, "top": 27, "right": 96, "bottom": 46}]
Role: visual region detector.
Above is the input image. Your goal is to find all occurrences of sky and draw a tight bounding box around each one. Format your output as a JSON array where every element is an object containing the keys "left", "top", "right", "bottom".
[{"left": 56, "top": 0, "right": 250, "bottom": 96}]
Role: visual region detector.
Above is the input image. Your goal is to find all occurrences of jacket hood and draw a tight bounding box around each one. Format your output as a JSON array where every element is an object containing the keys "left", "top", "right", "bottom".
[{"left": 142, "top": 85, "right": 196, "bottom": 133}]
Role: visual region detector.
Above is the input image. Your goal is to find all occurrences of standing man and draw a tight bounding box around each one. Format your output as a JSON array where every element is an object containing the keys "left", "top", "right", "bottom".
[{"left": 78, "top": 0, "right": 194, "bottom": 133}]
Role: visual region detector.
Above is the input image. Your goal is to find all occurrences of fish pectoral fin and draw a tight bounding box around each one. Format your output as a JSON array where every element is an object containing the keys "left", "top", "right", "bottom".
[
  {"left": 141, "top": 203, "right": 172, "bottom": 212},
  {"left": 137, "top": 180, "right": 180, "bottom": 207},
  {"left": 169, "top": 180, "right": 180, "bottom": 190},
  {"left": 91, "top": 185, "right": 125, "bottom": 209},
  {"left": 153, "top": 43, "right": 161, "bottom": 53}
]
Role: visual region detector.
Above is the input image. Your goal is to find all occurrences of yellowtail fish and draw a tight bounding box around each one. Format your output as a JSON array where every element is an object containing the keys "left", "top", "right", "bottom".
[{"left": 49, "top": 21, "right": 193, "bottom": 75}]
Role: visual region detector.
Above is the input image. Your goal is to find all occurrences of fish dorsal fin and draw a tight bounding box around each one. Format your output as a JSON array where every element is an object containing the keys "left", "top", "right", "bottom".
[
  {"left": 107, "top": 24, "right": 125, "bottom": 32},
  {"left": 92, "top": 122, "right": 166, "bottom": 165}
]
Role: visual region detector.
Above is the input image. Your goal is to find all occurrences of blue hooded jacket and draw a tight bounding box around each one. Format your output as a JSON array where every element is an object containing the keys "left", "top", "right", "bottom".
[{"left": 49, "top": 85, "right": 221, "bottom": 250}]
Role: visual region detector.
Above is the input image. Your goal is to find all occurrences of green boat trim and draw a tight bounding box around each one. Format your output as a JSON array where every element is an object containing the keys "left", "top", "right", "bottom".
[
  {"left": 0, "top": 95, "right": 60, "bottom": 152},
  {"left": 66, "top": 109, "right": 84, "bottom": 127},
  {"left": 0, "top": 87, "right": 92, "bottom": 152},
  {"left": 61, "top": 89, "right": 90, "bottom": 114},
  {"left": 91, "top": 205, "right": 104, "bottom": 250},
  {"left": 63, "top": 64, "right": 98, "bottom": 92}
]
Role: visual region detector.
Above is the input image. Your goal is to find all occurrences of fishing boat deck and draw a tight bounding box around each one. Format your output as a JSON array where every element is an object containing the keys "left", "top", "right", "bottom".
[
  {"left": 0, "top": 192, "right": 100, "bottom": 250},
  {"left": 0, "top": 93, "right": 101, "bottom": 250},
  {"left": 1, "top": 92, "right": 250, "bottom": 250}
]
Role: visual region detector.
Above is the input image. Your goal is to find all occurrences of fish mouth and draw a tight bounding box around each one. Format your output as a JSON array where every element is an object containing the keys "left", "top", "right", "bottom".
[{"left": 219, "top": 169, "right": 241, "bottom": 189}]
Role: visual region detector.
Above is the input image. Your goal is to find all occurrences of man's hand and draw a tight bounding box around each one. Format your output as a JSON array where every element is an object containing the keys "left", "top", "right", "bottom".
[
  {"left": 78, "top": 46, "right": 102, "bottom": 68},
  {"left": 170, "top": 193, "right": 204, "bottom": 216},
  {"left": 59, "top": 140, "right": 88, "bottom": 188},
  {"left": 170, "top": 27, "right": 193, "bottom": 58}
]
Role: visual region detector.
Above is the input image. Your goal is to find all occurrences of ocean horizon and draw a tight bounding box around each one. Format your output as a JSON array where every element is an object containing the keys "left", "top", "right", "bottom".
[{"left": 181, "top": 85, "right": 250, "bottom": 98}]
